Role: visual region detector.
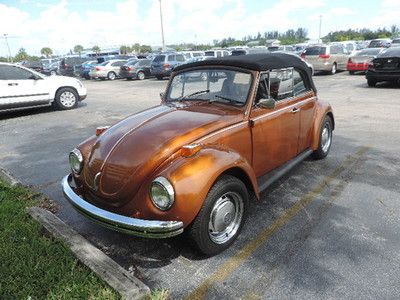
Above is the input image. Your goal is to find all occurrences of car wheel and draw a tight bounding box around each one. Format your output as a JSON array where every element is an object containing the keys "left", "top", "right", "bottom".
[
  {"left": 137, "top": 71, "right": 145, "bottom": 80},
  {"left": 107, "top": 72, "right": 116, "bottom": 80},
  {"left": 200, "top": 72, "right": 207, "bottom": 81},
  {"left": 367, "top": 79, "right": 377, "bottom": 87},
  {"left": 188, "top": 175, "right": 248, "bottom": 256},
  {"left": 330, "top": 63, "right": 337, "bottom": 75},
  {"left": 349, "top": 71, "right": 355, "bottom": 75},
  {"left": 312, "top": 116, "right": 333, "bottom": 159},
  {"left": 55, "top": 87, "right": 78, "bottom": 110},
  {"left": 50, "top": 70, "right": 56, "bottom": 76},
  {"left": 156, "top": 76, "right": 163, "bottom": 80}
]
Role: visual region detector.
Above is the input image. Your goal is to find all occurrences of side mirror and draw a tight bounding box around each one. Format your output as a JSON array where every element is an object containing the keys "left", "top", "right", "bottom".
[
  {"left": 258, "top": 97, "right": 276, "bottom": 109},
  {"left": 159, "top": 92, "right": 165, "bottom": 100}
]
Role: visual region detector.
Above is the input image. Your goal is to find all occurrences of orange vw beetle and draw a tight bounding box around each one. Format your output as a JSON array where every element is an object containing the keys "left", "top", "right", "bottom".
[{"left": 63, "top": 53, "right": 334, "bottom": 255}]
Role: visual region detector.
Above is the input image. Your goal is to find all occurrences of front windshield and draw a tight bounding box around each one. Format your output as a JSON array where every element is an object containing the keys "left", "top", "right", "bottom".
[{"left": 167, "top": 69, "right": 252, "bottom": 106}]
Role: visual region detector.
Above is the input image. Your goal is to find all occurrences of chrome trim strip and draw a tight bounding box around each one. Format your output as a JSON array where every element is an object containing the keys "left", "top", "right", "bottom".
[
  {"left": 62, "top": 174, "right": 184, "bottom": 238},
  {"left": 252, "top": 97, "right": 315, "bottom": 122}
]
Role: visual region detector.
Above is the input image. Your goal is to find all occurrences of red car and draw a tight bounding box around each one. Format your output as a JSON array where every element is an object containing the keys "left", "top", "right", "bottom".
[{"left": 347, "top": 48, "right": 383, "bottom": 74}]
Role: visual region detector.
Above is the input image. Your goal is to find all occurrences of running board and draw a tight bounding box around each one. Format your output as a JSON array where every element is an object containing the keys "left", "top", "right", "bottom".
[{"left": 257, "top": 148, "right": 313, "bottom": 193}]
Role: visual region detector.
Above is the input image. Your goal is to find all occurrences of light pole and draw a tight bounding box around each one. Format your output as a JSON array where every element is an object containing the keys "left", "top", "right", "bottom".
[
  {"left": 318, "top": 15, "right": 322, "bottom": 43},
  {"left": 3, "top": 34, "right": 13, "bottom": 62},
  {"left": 159, "top": 0, "right": 165, "bottom": 51}
]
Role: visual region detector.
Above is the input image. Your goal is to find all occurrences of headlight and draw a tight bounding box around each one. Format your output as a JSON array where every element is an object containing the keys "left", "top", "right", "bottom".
[
  {"left": 69, "top": 148, "right": 83, "bottom": 174},
  {"left": 150, "top": 177, "right": 175, "bottom": 211}
]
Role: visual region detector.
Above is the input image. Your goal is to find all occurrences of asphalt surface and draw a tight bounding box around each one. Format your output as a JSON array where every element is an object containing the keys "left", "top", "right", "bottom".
[{"left": 1, "top": 73, "right": 399, "bottom": 299}]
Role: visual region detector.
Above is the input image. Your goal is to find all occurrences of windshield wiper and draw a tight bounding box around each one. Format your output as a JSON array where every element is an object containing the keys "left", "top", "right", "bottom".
[
  {"left": 177, "top": 89, "right": 210, "bottom": 101},
  {"left": 210, "top": 94, "right": 243, "bottom": 105}
]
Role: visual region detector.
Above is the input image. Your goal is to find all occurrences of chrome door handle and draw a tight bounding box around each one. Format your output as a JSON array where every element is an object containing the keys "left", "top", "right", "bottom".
[
  {"left": 8, "top": 83, "right": 18, "bottom": 86},
  {"left": 291, "top": 107, "right": 300, "bottom": 113}
]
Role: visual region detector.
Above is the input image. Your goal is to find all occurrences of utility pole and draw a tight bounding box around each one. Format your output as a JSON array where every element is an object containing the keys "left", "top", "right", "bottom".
[
  {"left": 159, "top": 0, "right": 165, "bottom": 51},
  {"left": 318, "top": 15, "right": 322, "bottom": 43},
  {"left": 3, "top": 34, "right": 13, "bottom": 62}
]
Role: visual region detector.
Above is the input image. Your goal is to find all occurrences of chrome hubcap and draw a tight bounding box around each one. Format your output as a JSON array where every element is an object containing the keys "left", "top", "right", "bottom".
[
  {"left": 138, "top": 72, "right": 144, "bottom": 80},
  {"left": 60, "top": 91, "right": 76, "bottom": 107},
  {"left": 321, "top": 124, "right": 332, "bottom": 153},
  {"left": 109, "top": 72, "right": 115, "bottom": 80},
  {"left": 208, "top": 192, "right": 243, "bottom": 244}
]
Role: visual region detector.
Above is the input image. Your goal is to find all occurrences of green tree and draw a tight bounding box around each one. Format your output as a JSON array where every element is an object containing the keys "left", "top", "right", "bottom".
[
  {"left": 73, "top": 45, "right": 84, "bottom": 56},
  {"left": 120, "top": 45, "right": 131, "bottom": 54},
  {"left": 14, "top": 48, "right": 29, "bottom": 62},
  {"left": 132, "top": 43, "right": 141, "bottom": 53},
  {"left": 139, "top": 45, "right": 152, "bottom": 53},
  {"left": 40, "top": 47, "right": 53, "bottom": 58},
  {"left": 92, "top": 45, "right": 101, "bottom": 55}
]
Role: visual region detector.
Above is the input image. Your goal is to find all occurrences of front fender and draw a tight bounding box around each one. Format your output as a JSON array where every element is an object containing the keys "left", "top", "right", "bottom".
[
  {"left": 311, "top": 101, "right": 334, "bottom": 150},
  {"left": 154, "top": 146, "right": 258, "bottom": 227}
]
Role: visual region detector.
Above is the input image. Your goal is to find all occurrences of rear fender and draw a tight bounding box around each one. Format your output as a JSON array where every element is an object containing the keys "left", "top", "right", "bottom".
[{"left": 311, "top": 101, "right": 334, "bottom": 150}]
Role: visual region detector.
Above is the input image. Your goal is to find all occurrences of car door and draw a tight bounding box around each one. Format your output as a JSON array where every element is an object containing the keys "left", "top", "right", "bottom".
[
  {"left": 0, "top": 64, "right": 50, "bottom": 110},
  {"left": 111, "top": 61, "right": 126, "bottom": 74},
  {"left": 250, "top": 69, "right": 300, "bottom": 177}
]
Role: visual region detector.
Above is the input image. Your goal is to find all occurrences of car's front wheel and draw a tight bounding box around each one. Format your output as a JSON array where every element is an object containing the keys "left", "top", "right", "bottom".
[
  {"left": 367, "top": 79, "right": 377, "bottom": 87},
  {"left": 137, "top": 71, "right": 145, "bottom": 80},
  {"left": 312, "top": 115, "right": 333, "bottom": 159},
  {"left": 107, "top": 71, "right": 116, "bottom": 80},
  {"left": 54, "top": 87, "right": 78, "bottom": 110},
  {"left": 188, "top": 175, "right": 248, "bottom": 256}
]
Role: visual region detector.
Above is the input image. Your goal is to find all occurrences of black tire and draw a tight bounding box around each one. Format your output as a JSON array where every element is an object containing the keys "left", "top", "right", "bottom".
[
  {"left": 349, "top": 71, "right": 355, "bottom": 75},
  {"left": 107, "top": 71, "right": 116, "bottom": 80},
  {"left": 312, "top": 116, "right": 333, "bottom": 160},
  {"left": 187, "top": 175, "right": 248, "bottom": 256},
  {"left": 367, "top": 79, "right": 377, "bottom": 87},
  {"left": 156, "top": 75, "right": 163, "bottom": 80},
  {"left": 54, "top": 87, "right": 78, "bottom": 110},
  {"left": 137, "top": 71, "right": 145, "bottom": 80},
  {"left": 330, "top": 63, "right": 337, "bottom": 75}
]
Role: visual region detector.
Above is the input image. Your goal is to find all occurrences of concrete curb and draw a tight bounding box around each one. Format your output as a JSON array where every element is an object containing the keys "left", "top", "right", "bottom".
[
  {"left": 28, "top": 207, "right": 150, "bottom": 300},
  {"left": 0, "top": 168, "right": 21, "bottom": 187}
]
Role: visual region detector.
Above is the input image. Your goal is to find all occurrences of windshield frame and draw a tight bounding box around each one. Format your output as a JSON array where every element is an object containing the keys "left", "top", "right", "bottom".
[{"left": 165, "top": 66, "right": 255, "bottom": 108}]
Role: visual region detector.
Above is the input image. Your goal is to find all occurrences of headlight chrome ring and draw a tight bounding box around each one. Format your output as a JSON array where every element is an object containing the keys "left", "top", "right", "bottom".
[
  {"left": 150, "top": 177, "right": 175, "bottom": 211},
  {"left": 69, "top": 148, "right": 83, "bottom": 174}
]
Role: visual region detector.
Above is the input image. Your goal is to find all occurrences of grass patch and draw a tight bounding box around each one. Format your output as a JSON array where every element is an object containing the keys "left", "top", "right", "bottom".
[{"left": 0, "top": 179, "right": 120, "bottom": 299}]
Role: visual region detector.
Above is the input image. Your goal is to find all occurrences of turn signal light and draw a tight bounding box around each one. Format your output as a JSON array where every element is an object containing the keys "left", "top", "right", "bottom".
[
  {"left": 180, "top": 144, "right": 202, "bottom": 157},
  {"left": 96, "top": 126, "right": 110, "bottom": 136},
  {"left": 163, "top": 64, "right": 171, "bottom": 69}
]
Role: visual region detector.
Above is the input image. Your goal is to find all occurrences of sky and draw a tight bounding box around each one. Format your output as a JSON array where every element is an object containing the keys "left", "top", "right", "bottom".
[{"left": 0, "top": 0, "right": 399, "bottom": 57}]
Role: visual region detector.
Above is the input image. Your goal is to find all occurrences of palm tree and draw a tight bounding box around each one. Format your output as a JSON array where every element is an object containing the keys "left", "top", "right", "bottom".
[
  {"left": 40, "top": 47, "right": 53, "bottom": 58},
  {"left": 74, "top": 45, "right": 84, "bottom": 57}
]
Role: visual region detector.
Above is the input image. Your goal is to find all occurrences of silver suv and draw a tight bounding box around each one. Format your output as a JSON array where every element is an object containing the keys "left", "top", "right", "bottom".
[
  {"left": 150, "top": 53, "right": 186, "bottom": 80},
  {"left": 301, "top": 44, "right": 349, "bottom": 75}
]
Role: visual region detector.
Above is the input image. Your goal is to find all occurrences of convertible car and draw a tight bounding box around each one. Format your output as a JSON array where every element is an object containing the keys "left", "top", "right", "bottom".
[{"left": 62, "top": 53, "right": 334, "bottom": 255}]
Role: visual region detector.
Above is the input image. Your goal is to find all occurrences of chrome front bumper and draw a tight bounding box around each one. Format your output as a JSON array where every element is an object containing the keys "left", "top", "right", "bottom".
[{"left": 62, "top": 174, "right": 184, "bottom": 238}]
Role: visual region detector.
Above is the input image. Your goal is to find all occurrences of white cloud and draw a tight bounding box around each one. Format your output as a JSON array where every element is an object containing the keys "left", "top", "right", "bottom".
[{"left": 329, "top": 7, "right": 354, "bottom": 16}]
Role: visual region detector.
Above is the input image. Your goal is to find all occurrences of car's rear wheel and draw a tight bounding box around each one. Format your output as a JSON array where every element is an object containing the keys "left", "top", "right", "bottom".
[
  {"left": 107, "top": 71, "right": 116, "bottom": 80},
  {"left": 349, "top": 71, "right": 355, "bottom": 75},
  {"left": 55, "top": 87, "right": 78, "bottom": 110},
  {"left": 187, "top": 175, "right": 248, "bottom": 256},
  {"left": 312, "top": 116, "right": 333, "bottom": 159},
  {"left": 330, "top": 63, "right": 337, "bottom": 75},
  {"left": 50, "top": 70, "right": 56, "bottom": 76},
  {"left": 137, "top": 71, "right": 145, "bottom": 80},
  {"left": 367, "top": 79, "right": 377, "bottom": 87}
]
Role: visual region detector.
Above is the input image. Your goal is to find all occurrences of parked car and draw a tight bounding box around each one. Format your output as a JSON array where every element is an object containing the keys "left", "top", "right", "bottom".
[
  {"left": 0, "top": 62, "right": 86, "bottom": 112},
  {"left": 41, "top": 58, "right": 59, "bottom": 67},
  {"left": 366, "top": 47, "right": 400, "bottom": 87},
  {"left": 204, "top": 49, "right": 231, "bottom": 58},
  {"left": 62, "top": 53, "right": 334, "bottom": 255},
  {"left": 301, "top": 44, "right": 348, "bottom": 74},
  {"left": 41, "top": 61, "right": 60, "bottom": 76},
  {"left": 347, "top": 48, "right": 384, "bottom": 74},
  {"left": 89, "top": 59, "right": 127, "bottom": 80},
  {"left": 182, "top": 51, "right": 205, "bottom": 59},
  {"left": 74, "top": 60, "right": 98, "bottom": 79},
  {"left": 267, "top": 45, "right": 295, "bottom": 52},
  {"left": 21, "top": 60, "right": 44, "bottom": 73},
  {"left": 59, "top": 57, "right": 88, "bottom": 77},
  {"left": 390, "top": 38, "right": 400, "bottom": 48},
  {"left": 119, "top": 59, "right": 152, "bottom": 80},
  {"left": 150, "top": 53, "right": 186, "bottom": 80},
  {"left": 368, "top": 39, "right": 391, "bottom": 48},
  {"left": 231, "top": 47, "right": 268, "bottom": 56}
]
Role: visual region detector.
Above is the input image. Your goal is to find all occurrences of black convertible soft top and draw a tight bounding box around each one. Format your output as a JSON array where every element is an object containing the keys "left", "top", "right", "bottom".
[{"left": 174, "top": 53, "right": 316, "bottom": 92}]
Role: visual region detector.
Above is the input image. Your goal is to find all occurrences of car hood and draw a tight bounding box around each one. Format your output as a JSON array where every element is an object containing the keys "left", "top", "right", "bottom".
[
  {"left": 45, "top": 75, "right": 81, "bottom": 85},
  {"left": 83, "top": 103, "right": 241, "bottom": 206}
]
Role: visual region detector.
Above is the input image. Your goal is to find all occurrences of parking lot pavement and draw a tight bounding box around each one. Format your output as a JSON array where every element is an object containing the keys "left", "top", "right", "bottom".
[{"left": 1, "top": 74, "right": 399, "bottom": 298}]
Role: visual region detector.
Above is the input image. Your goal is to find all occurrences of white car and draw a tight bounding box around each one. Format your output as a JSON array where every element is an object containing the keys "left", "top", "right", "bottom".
[{"left": 0, "top": 62, "right": 87, "bottom": 112}]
